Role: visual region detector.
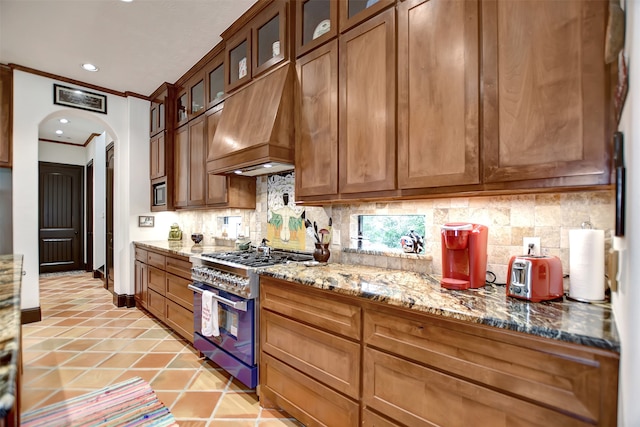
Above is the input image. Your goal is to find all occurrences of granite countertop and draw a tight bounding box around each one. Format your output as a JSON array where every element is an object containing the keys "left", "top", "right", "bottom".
[
  {"left": 259, "top": 262, "right": 620, "bottom": 353},
  {"left": 134, "top": 240, "right": 233, "bottom": 258},
  {"left": 0, "top": 254, "right": 23, "bottom": 418}
]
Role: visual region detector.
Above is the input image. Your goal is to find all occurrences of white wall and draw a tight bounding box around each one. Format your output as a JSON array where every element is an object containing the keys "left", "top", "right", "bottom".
[
  {"left": 86, "top": 133, "right": 107, "bottom": 271},
  {"left": 611, "top": 1, "right": 639, "bottom": 425},
  {"left": 38, "top": 141, "right": 86, "bottom": 165},
  {"left": 12, "top": 70, "right": 144, "bottom": 308}
]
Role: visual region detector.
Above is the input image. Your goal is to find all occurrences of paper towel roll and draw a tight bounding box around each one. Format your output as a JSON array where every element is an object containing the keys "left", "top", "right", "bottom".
[{"left": 569, "top": 229, "right": 605, "bottom": 301}]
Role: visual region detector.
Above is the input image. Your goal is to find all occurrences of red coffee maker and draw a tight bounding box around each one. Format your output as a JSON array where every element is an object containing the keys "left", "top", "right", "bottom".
[{"left": 440, "top": 223, "right": 488, "bottom": 290}]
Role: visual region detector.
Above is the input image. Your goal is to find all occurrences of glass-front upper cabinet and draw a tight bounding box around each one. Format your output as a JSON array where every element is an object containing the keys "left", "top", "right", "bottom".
[
  {"left": 176, "top": 88, "right": 188, "bottom": 128},
  {"left": 296, "top": 0, "right": 338, "bottom": 57},
  {"left": 225, "top": 29, "right": 252, "bottom": 93},
  {"left": 252, "top": 1, "right": 287, "bottom": 76},
  {"left": 190, "top": 77, "right": 205, "bottom": 118},
  {"left": 339, "top": 0, "right": 395, "bottom": 33},
  {"left": 207, "top": 54, "right": 225, "bottom": 109}
]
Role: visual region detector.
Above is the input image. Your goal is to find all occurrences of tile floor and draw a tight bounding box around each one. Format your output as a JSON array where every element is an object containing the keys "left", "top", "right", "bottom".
[{"left": 21, "top": 272, "right": 303, "bottom": 426}]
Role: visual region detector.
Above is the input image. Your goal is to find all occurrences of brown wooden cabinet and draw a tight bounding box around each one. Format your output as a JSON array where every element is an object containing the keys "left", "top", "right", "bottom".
[
  {"left": 296, "top": 0, "right": 338, "bottom": 58},
  {"left": 173, "top": 125, "right": 189, "bottom": 208},
  {"left": 295, "top": 40, "right": 338, "bottom": 198},
  {"left": 149, "top": 132, "right": 166, "bottom": 180},
  {"left": 225, "top": 28, "right": 252, "bottom": 93},
  {"left": 260, "top": 277, "right": 361, "bottom": 427},
  {"left": 173, "top": 116, "right": 206, "bottom": 208},
  {"left": 397, "top": 0, "right": 480, "bottom": 189},
  {"left": 149, "top": 83, "right": 175, "bottom": 211},
  {"left": 338, "top": 0, "right": 395, "bottom": 33},
  {"left": 259, "top": 276, "right": 619, "bottom": 427},
  {"left": 252, "top": 0, "right": 288, "bottom": 77},
  {"left": 481, "top": 0, "right": 610, "bottom": 187},
  {"left": 0, "top": 65, "right": 12, "bottom": 168},
  {"left": 205, "top": 53, "right": 226, "bottom": 110},
  {"left": 133, "top": 244, "right": 194, "bottom": 344},
  {"left": 339, "top": 8, "right": 396, "bottom": 195}
]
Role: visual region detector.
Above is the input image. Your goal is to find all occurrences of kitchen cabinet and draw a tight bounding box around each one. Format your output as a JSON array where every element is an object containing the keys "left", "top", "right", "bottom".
[
  {"left": 173, "top": 116, "right": 206, "bottom": 208},
  {"left": 175, "top": 71, "right": 206, "bottom": 128},
  {"left": 149, "top": 83, "right": 175, "bottom": 212},
  {"left": 205, "top": 53, "right": 225, "bottom": 110},
  {"left": 397, "top": 0, "right": 480, "bottom": 189},
  {"left": 252, "top": 0, "right": 288, "bottom": 77},
  {"left": 225, "top": 28, "right": 252, "bottom": 93},
  {"left": 133, "top": 244, "right": 195, "bottom": 343},
  {"left": 362, "top": 306, "right": 618, "bottom": 426},
  {"left": 259, "top": 275, "right": 619, "bottom": 426},
  {"left": 260, "top": 278, "right": 361, "bottom": 427},
  {"left": 295, "top": 0, "right": 338, "bottom": 58},
  {"left": 295, "top": 40, "right": 338, "bottom": 198},
  {"left": 0, "top": 65, "right": 12, "bottom": 168},
  {"left": 339, "top": 8, "right": 396, "bottom": 195},
  {"left": 134, "top": 247, "right": 148, "bottom": 310},
  {"left": 481, "top": 0, "right": 610, "bottom": 187},
  {"left": 338, "top": 0, "right": 395, "bottom": 33}
]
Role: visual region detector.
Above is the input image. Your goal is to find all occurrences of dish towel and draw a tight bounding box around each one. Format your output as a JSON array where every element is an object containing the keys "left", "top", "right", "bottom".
[{"left": 201, "top": 290, "right": 220, "bottom": 337}]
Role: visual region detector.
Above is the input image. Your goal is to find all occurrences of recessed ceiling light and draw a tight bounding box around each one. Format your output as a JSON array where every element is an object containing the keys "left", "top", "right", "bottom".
[
  {"left": 81, "top": 63, "right": 99, "bottom": 72},
  {"left": 121, "top": 0, "right": 133, "bottom": 2},
  {"left": 59, "top": 118, "right": 69, "bottom": 124},
  {"left": 55, "top": 130, "right": 63, "bottom": 135},
  {"left": 263, "top": 164, "right": 273, "bottom": 168},
  {"left": 234, "top": 170, "right": 243, "bottom": 175}
]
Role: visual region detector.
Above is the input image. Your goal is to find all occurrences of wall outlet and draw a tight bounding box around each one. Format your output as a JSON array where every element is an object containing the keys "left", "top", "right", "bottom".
[
  {"left": 332, "top": 229, "right": 341, "bottom": 245},
  {"left": 522, "top": 237, "right": 541, "bottom": 256}
]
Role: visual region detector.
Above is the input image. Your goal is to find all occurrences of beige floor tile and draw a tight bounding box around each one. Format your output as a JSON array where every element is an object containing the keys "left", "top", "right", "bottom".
[
  {"left": 214, "top": 392, "right": 261, "bottom": 418},
  {"left": 62, "top": 351, "right": 112, "bottom": 367},
  {"left": 98, "top": 352, "right": 144, "bottom": 368},
  {"left": 35, "top": 388, "right": 94, "bottom": 409},
  {"left": 26, "top": 368, "right": 86, "bottom": 389},
  {"left": 153, "top": 390, "right": 180, "bottom": 409},
  {"left": 259, "top": 419, "right": 305, "bottom": 427},
  {"left": 25, "top": 337, "right": 74, "bottom": 351},
  {"left": 120, "top": 339, "right": 161, "bottom": 352},
  {"left": 21, "top": 366, "right": 50, "bottom": 384},
  {"left": 21, "top": 350, "right": 50, "bottom": 364},
  {"left": 110, "top": 328, "right": 148, "bottom": 339},
  {"left": 209, "top": 421, "right": 255, "bottom": 427},
  {"left": 78, "top": 318, "right": 112, "bottom": 327},
  {"left": 20, "top": 388, "right": 55, "bottom": 413},
  {"left": 152, "top": 339, "right": 189, "bottom": 353},
  {"left": 112, "top": 369, "right": 161, "bottom": 384},
  {"left": 132, "top": 353, "right": 176, "bottom": 369},
  {"left": 150, "top": 369, "right": 197, "bottom": 391},
  {"left": 167, "top": 352, "right": 203, "bottom": 369},
  {"left": 58, "top": 338, "right": 101, "bottom": 351},
  {"left": 80, "top": 327, "right": 118, "bottom": 339},
  {"left": 23, "top": 326, "right": 69, "bottom": 337},
  {"left": 188, "top": 368, "right": 231, "bottom": 391},
  {"left": 173, "top": 421, "right": 210, "bottom": 427},
  {"left": 139, "top": 328, "right": 174, "bottom": 339},
  {"left": 171, "top": 391, "right": 222, "bottom": 419},
  {"left": 228, "top": 377, "right": 255, "bottom": 392},
  {"left": 50, "top": 318, "right": 87, "bottom": 327},
  {"left": 55, "top": 327, "right": 95, "bottom": 338},
  {"left": 27, "top": 351, "right": 77, "bottom": 367},
  {"left": 87, "top": 338, "right": 132, "bottom": 351},
  {"left": 68, "top": 368, "right": 125, "bottom": 388}
]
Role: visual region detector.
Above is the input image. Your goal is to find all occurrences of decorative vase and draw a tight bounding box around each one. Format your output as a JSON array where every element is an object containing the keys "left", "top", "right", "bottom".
[{"left": 313, "top": 243, "right": 330, "bottom": 263}]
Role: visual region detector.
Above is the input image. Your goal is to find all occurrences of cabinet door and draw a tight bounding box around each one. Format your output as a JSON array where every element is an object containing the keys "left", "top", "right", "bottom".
[
  {"left": 206, "top": 55, "right": 225, "bottom": 109},
  {"left": 189, "top": 73, "right": 206, "bottom": 120},
  {"left": 0, "top": 65, "right": 12, "bottom": 167},
  {"left": 175, "top": 87, "right": 188, "bottom": 128},
  {"left": 339, "top": 9, "right": 396, "bottom": 194},
  {"left": 339, "top": 0, "right": 395, "bottom": 33},
  {"left": 296, "top": 0, "right": 338, "bottom": 57},
  {"left": 363, "top": 347, "right": 587, "bottom": 427},
  {"left": 174, "top": 125, "right": 189, "bottom": 208},
  {"left": 252, "top": 0, "right": 288, "bottom": 77},
  {"left": 205, "top": 108, "right": 229, "bottom": 205},
  {"left": 188, "top": 116, "right": 206, "bottom": 206},
  {"left": 147, "top": 265, "right": 166, "bottom": 295},
  {"left": 482, "top": 0, "right": 610, "bottom": 185},
  {"left": 150, "top": 132, "right": 166, "bottom": 180},
  {"left": 397, "top": 0, "right": 479, "bottom": 189},
  {"left": 225, "top": 29, "right": 252, "bottom": 92},
  {"left": 134, "top": 260, "right": 147, "bottom": 310},
  {"left": 296, "top": 40, "right": 339, "bottom": 198}
]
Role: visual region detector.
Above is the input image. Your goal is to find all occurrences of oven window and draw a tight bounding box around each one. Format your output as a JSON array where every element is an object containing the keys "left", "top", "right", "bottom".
[{"left": 219, "top": 305, "right": 238, "bottom": 338}]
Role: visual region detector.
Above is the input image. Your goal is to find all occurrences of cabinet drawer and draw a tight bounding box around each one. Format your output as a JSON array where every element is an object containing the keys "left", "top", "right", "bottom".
[
  {"left": 148, "top": 289, "right": 166, "bottom": 320},
  {"left": 363, "top": 347, "right": 586, "bottom": 427},
  {"left": 166, "top": 274, "right": 193, "bottom": 310},
  {"left": 260, "top": 353, "right": 359, "bottom": 427},
  {"left": 166, "top": 255, "right": 191, "bottom": 280},
  {"left": 362, "top": 409, "right": 402, "bottom": 427},
  {"left": 364, "top": 309, "right": 617, "bottom": 424},
  {"left": 135, "top": 247, "right": 148, "bottom": 262},
  {"left": 261, "top": 310, "right": 360, "bottom": 398},
  {"left": 148, "top": 266, "right": 166, "bottom": 295},
  {"left": 261, "top": 278, "right": 361, "bottom": 340},
  {"left": 165, "top": 299, "right": 193, "bottom": 343},
  {"left": 147, "top": 251, "right": 166, "bottom": 269}
]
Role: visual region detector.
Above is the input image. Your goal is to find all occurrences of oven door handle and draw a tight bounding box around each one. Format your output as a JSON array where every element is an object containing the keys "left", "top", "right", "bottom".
[{"left": 188, "top": 284, "right": 248, "bottom": 312}]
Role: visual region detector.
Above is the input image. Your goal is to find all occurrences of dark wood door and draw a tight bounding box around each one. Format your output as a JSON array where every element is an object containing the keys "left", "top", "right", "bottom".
[
  {"left": 38, "top": 162, "right": 84, "bottom": 273},
  {"left": 106, "top": 143, "right": 114, "bottom": 292},
  {"left": 86, "top": 160, "right": 93, "bottom": 272}
]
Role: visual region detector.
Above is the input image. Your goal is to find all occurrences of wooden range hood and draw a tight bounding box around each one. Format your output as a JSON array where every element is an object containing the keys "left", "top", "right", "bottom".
[{"left": 208, "top": 63, "right": 295, "bottom": 176}]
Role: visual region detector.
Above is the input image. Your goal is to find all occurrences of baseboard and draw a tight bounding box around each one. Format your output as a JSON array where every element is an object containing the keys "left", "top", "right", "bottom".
[
  {"left": 114, "top": 293, "right": 136, "bottom": 308},
  {"left": 93, "top": 269, "right": 104, "bottom": 279},
  {"left": 22, "top": 307, "right": 42, "bottom": 324}
]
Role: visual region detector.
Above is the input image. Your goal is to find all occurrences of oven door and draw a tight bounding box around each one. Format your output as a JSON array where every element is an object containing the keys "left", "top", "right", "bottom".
[{"left": 190, "top": 282, "right": 257, "bottom": 388}]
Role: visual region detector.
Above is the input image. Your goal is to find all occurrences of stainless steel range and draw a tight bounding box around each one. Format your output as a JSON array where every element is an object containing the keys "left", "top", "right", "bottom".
[{"left": 189, "top": 248, "right": 313, "bottom": 388}]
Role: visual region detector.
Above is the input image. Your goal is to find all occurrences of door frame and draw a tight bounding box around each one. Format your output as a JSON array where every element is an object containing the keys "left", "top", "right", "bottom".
[{"left": 86, "top": 160, "right": 93, "bottom": 272}]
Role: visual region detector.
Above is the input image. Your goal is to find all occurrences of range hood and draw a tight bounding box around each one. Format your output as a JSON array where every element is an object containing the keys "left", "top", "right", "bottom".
[{"left": 208, "top": 63, "right": 295, "bottom": 176}]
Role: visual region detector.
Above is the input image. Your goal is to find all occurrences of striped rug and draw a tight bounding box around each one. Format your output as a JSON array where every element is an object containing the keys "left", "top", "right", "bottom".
[{"left": 21, "top": 377, "right": 177, "bottom": 427}]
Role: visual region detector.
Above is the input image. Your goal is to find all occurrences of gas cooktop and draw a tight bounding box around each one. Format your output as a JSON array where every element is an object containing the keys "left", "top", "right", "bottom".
[{"left": 200, "top": 249, "right": 314, "bottom": 268}]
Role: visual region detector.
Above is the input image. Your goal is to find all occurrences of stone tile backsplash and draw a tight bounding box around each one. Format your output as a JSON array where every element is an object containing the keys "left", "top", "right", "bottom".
[{"left": 176, "top": 176, "right": 614, "bottom": 284}]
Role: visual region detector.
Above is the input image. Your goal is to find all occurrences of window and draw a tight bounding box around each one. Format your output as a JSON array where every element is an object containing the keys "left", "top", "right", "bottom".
[{"left": 357, "top": 214, "right": 425, "bottom": 251}]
